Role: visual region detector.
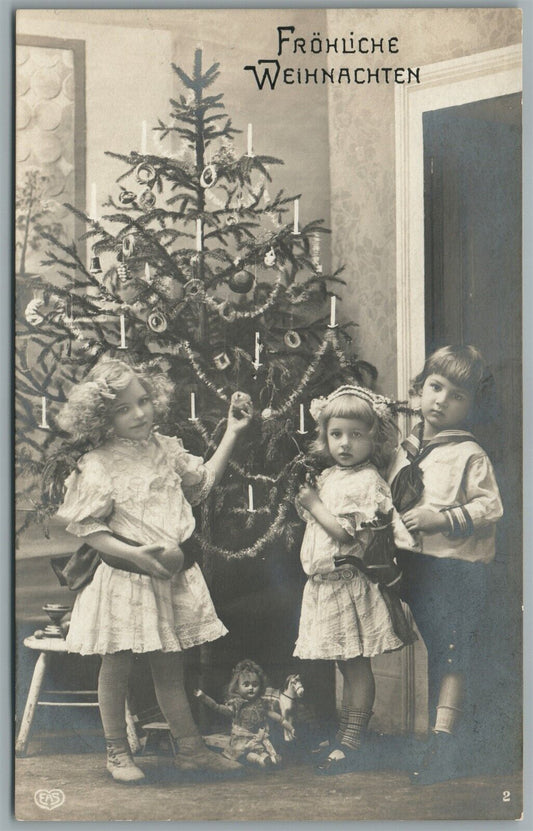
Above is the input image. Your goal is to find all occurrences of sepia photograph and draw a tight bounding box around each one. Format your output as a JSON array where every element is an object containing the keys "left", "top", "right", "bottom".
[{"left": 14, "top": 6, "right": 523, "bottom": 822}]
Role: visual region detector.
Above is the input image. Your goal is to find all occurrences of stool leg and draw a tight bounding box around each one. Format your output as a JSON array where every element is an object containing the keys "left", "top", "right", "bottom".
[
  {"left": 16, "top": 651, "right": 48, "bottom": 757},
  {"left": 125, "top": 700, "right": 140, "bottom": 754}
]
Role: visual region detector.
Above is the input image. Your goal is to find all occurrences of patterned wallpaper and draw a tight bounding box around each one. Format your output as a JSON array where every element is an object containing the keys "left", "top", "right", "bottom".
[
  {"left": 326, "top": 8, "right": 522, "bottom": 396},
  {"left": 16, "top": 43, "right": 77, "bottom": 277}
]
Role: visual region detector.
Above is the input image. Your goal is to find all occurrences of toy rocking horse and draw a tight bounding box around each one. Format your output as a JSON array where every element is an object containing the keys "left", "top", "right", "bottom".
[{"left": 263, "top": 674, "right": 305, "bottom": 741}]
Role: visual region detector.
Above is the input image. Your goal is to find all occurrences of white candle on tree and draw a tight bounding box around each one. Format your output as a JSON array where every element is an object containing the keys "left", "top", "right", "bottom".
[
  {"left": 141, "top": 120, "right": 147, "bottom": 154},
  {"left": 254, "top": 332, "right": 262, "bottom": 366},
  {"left": 328, "top": 295, "right": 337, "bottom": 328},
  {"left": 119, "top": 314, "right": 127, "bottom": 348},
  {"left": 248, "top": 484, "right": 254, "bottom": 512},
  {"left": 189, "top": 392, "right": 197, "bottom": 420},
  {"left": 196, "top": 219, "right": 202, "bottom": 252},
  {"left": 144, "top": 262, "right": 151, "bottom": 282},
  {"left": 293, "top": 198, "right": 299, "bottom": 234},
  {"left": 247, "top": 123, "right": 253, "bottom": 156},
  {"left": 40, "top": 396, "right": 49, "bottom": 429},
  {"left": 298, "top": 403, "right": 307, "bottom": 434}
]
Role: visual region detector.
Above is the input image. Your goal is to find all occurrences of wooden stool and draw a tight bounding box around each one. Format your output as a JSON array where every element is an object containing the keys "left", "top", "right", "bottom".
[
  {"left": 16, "top": 635, "right": 139, "bottom": 757},
  {"left": 140, "top": 722, "right": 178, "bottom": 756}
]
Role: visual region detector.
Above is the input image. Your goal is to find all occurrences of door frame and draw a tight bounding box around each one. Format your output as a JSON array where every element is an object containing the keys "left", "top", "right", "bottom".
[
  {"left": 394, "top": 43, "right": 522, "bottom": 405},
  {"left": 393, "top": 44, "right": 522, "bottom": 732}
]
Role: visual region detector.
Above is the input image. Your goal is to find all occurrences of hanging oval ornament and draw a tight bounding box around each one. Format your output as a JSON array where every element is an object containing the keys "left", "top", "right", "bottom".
[
  {"left": 147, "top": 310, "right": 168, "bottom": 333},
  {"left": 122, "top": 232, "right": 137, "bottom": 259},
  {"left": 138, "top": 188, "right": 156, "bottom": 211},
  {"left": 200, "top": 163, "right": 218, "bottom": 189},
  {"left": 261, "top": 407, "right": 273, "bottom": 420},
  {"left": 284, "top": 330, "right": 302, "bottom": 349},
  {"left": 220, "top": 302, "right": 236, "bottom": 322},
  {"left": 135, "top": 163, "right": 157, "bottom": 186},
  {"left": 264, "top": 247, "right": 276, "bottom": 268},
  {"left": 228, "top": 269, "right": 254, "bottom": 294},
  {"left": 213, "top": 351, "right": 231, "bottom": 371},
  {"left": 118, "top": 189, "right": 136, "bottom": 206}
]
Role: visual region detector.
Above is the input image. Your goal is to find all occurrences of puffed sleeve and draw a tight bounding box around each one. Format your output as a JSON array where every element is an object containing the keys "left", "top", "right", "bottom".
[
  {"left": 441, "top": 453, "right": 503, "bottom": 538},
  {"left": 335, "top": 471, "right": 393, "bottom": 537},
  {"left": 160, "top": 434, "right": 215, "bottom": 506},
  {"left": 56, "top": 453, "right": 114, "bottom": 537}
]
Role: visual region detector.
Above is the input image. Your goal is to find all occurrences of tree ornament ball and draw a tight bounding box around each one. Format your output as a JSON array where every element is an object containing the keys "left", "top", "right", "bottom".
[
  {"left": 118, "top": 189, "right": 136, "bottom": 206},
  {"left": 184, "top": 279, "right": 203, "bottom": 298},
  {"left": 138, "top": 188, "right": 156, "bottom": 211},
  {"left": 147, "top": 310, "right": 168, "bottom": 333},
  {"left": 213, "top": 351, "right": 231, "bottom": 371},
  {"left": 261, "top": 407, "right": 273, "bottom": 420},
  {"left": 264, "top": 247, "right": 276, "bottom": 267},
  {"left": 284, "top": 330, "right": 302, "bottom": 349},
  {"left": 135, "top": 162, "right": 157, "bottom": 186},
  {"left": 200, "top": 163, "right": 218, "bottom": 189},
  {"left": 228, "top": 268, "right": 254, "bottom": 294}
]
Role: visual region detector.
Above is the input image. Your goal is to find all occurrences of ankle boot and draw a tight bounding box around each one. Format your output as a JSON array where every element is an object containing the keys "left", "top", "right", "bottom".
[
  {"left": 173, "top": 735, "right": 242, "bottom": 773},
  {"left": 106, "top": 739, "right": 145, "bottom": 784}
]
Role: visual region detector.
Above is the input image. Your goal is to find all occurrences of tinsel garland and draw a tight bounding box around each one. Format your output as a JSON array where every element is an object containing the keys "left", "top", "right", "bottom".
[
  {"left": 261, "top": 334, "right": 333, "bottom": 419},
  {"left": 203, "top": 274, "right": 283, "bottom": 321},
  {"left": 192, "top": 497, "right": 292, "bottom": 560},
  {"left": 181, "top": 341, "right": 230, "bottom": 401}
]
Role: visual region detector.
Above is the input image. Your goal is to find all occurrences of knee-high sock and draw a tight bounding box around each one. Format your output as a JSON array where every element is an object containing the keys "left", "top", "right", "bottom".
[
  {"left": 338, "top": 709, "right": 373, "bottom": 751},
  {"left": 98, "top": 651, "right": 133, "bottom": 740},
  {"left": 148, "top": 651, "right": 198, "bottom": 741}
]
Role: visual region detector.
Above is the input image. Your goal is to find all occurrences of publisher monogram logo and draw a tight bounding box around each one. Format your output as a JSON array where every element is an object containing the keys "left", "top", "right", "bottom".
[{"left": 34, "top": 789, "right": 65, "bottom": 811}]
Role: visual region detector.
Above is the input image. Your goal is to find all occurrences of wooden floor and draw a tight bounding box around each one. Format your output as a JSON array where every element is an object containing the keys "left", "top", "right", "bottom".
[{"left": 15, "top": 749, "right": 522, "bottom": 822}]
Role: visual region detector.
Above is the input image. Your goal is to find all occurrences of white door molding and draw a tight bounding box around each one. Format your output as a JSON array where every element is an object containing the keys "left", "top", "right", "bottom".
[{"left": 395, "top": 44, "right": 522, "bottom": 404}]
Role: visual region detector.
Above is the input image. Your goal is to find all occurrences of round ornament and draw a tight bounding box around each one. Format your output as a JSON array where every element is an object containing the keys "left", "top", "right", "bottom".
[
  {"left": 200, "top": 164, "right": 218, "bottom": 189},
  {"left": 118, "top": 190, "right": 136, "bottom": 206},
  {"left": 147, "top": 310, "right": 168, "bottom": 333},
  {"left": 228, "top": 269, "right": 254, "bottom": 294},
  {"left": 184, "top": 279, "right": 203, "bottom": 298},
  {"left": 138, "top": 188, "right": 156, "bottom": 211},
  {"left": 264, "top": 247, "right": 276, "bottom": 268},
  {"left": 135, "top": 163, "right": 157, "bottom": 186},
  {"left": 261, "top": 408, "right": 273, "bottom": 420},
  {"left": 284, "top": 330, "right": 301, "bottom": 349},
  {"left": 213, "top": 351, "right": 231, "bottom": 371},
  {"left": 220, "top": 302, "right": 236, "bottom": 322}
]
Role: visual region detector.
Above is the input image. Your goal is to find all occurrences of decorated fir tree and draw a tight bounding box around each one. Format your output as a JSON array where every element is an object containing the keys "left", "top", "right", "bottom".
[{"left": 16, "top": 50, "right": 380, "bottom": 690}]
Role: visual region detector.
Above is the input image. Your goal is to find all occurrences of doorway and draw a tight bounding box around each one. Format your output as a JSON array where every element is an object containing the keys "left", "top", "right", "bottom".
[{"left": 423, "top": 93, "right": 522, "bottom": 764}]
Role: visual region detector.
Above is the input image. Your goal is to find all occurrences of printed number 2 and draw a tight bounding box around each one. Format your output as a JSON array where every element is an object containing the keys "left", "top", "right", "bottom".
[{"left": 502, "top": 791, "right": 511, "bottom": 803}]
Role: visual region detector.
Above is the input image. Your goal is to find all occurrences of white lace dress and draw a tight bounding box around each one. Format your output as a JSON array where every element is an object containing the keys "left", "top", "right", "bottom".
[
  {"left": 57, "top": 432, "right": 227, "bottom": 655},
  {"left": 294, "top": 463, "right": 405, "bottom": 661}
]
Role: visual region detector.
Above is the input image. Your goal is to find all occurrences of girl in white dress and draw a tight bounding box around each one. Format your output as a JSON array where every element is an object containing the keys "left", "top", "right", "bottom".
[
  {"left": 294, "top": 385, "right": 416, "bottom": 774},
  {"left": 55, "top": 359, "right": 252, "bottom": 783}
]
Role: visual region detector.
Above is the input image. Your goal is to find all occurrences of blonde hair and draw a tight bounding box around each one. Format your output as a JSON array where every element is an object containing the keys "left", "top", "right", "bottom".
[
  {"left": 56, "top": 359, "right": 173, "bottom": 446},
  {"left": 310, "top": 393, "right": 397, "bottom": 473},
  {"left": 227, "top": 659, "right": 267, "bottom": 698}
]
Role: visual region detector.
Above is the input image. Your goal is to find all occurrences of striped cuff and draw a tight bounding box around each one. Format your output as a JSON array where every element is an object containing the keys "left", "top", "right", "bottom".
[{"left": 440, "top": 506, "right": 475, "bottom": 539}]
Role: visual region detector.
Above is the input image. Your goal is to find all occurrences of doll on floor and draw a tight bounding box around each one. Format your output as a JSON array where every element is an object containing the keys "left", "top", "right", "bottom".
[{"left": 194, "top": 660, "right": 295, "bottom": 768}]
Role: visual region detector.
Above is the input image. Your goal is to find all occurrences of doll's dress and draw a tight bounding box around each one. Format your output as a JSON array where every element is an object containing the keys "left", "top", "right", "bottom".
[
  {"left": 57, "top": 432, "right": 227, "bottom": 655},
  {"left": 294, "top": 463, "right": 410, "bottom": 661},
  {"left": 223, "top": 697, "right": 278, "bottom": 763}
]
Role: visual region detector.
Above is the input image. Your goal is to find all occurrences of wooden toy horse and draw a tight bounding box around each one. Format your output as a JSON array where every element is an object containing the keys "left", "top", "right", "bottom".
[{"left": 263, "top": 674, "right": 305, "bottom": 741}]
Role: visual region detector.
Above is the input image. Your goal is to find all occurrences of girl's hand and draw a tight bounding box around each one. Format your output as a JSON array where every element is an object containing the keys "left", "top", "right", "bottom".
[
  {"left": 193, "top": 689, "right": 203, "bottom": 698},
  {"left": 154, "top": 545, "right": 185, "bottom": 575},
  {"left": 283, "top": 722, "right": 296, "bottom": 739},
  {"left": 135, "top": 544, "right": 172, "bottom": 580},
  {"left": 227, "top": 391, "right": 253, "bottom": 434},
  {"left": 401, "top": 507, "right": 448, "bottom": 534},
  {"left": 298, "top": 483, "right": 320, "bottom": 510}
]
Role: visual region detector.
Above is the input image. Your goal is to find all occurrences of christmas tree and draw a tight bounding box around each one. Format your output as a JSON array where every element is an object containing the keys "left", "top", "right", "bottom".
[{"left": 16, "top": 50, "right": 378, "bottom": 695}]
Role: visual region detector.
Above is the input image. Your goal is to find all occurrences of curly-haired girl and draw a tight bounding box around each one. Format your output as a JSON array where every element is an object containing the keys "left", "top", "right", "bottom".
[{"left": 55, "top": 359, "right": 252, "bottom": 783}]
